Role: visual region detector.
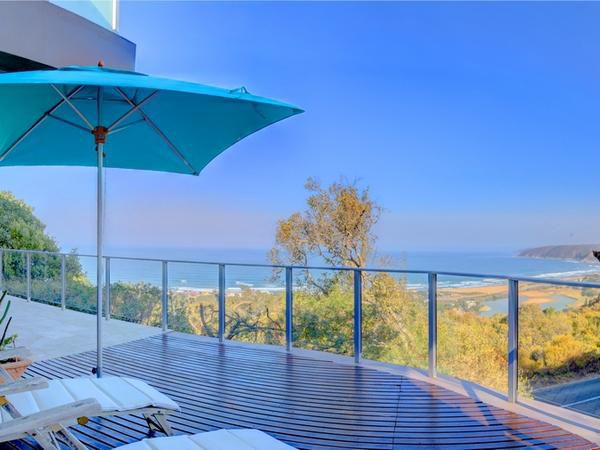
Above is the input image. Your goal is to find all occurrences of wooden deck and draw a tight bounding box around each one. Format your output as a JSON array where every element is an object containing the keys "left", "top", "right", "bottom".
[{"left": 5, "top": 332, "right": 597, "bottom": 450}]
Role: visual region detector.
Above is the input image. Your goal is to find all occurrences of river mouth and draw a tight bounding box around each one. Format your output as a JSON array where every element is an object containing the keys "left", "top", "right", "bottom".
[{"left": 479, "top": 294, "right": 576, "bottom": 317}]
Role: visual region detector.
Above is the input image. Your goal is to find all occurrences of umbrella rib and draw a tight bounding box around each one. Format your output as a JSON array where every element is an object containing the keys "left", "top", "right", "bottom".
[
  {"left": 109, "top": 118, "right": 146, "bottom": 136},
  {"left": 51, "top": 84, "right": 94, "bottom": 131},
  {"left": 113, "top": 87, "right": 199, "bottom": 175},
  {"left": 0, "top": 85, "right": 85, "bottom": 162},
  {"left": 107, "top": 90, "right": 159, "bottom": 131},
  {"left": 48, "top": 114, "right": 91, "bottom": 134}
]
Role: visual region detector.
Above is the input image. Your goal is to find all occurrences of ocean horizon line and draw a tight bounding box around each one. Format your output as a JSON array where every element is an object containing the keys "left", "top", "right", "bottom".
[{"left": 68, "top": 249, "right": 600, "bottom": 292}]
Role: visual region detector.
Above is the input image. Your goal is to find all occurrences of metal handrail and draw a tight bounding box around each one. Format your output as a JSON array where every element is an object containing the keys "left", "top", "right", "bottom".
[
  {"left": 1, "top": 247, "right": 600, "bottom": 405},
  {"left": 2, "top": 247, "right": 600, "bottom": 288}
]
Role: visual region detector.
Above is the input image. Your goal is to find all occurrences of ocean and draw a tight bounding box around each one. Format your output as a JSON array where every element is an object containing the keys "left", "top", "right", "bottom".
[{"left": 77, "top": 248, "right": 600, "bottom": 292}]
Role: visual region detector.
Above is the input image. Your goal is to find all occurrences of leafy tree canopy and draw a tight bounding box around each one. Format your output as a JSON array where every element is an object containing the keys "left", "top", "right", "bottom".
[
  {"left": 0, "top": 191, "right": 58, "bottom": 252},
  {"left": 271, "top": 178, "right": 381, "bottom": 268}
]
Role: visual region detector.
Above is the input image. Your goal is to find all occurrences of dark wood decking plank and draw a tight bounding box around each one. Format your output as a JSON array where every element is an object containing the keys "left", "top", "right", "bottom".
[{"left": 3, "top": 332, "right": 593, "bottom": 450}]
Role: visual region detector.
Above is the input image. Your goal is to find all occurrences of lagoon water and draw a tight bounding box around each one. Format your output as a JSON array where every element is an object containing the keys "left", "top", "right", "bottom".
[
  {"left": 76, "top": 248, "right": 600, "bottom": 291},
  {"left": 480, "top": 295, "right": 576, "bottom": 317}
]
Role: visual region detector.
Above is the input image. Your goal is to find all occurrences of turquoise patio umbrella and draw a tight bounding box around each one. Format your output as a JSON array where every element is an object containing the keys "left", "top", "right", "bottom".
[{"left": 0, "top": 65, "right": 302, "bottom": 376}]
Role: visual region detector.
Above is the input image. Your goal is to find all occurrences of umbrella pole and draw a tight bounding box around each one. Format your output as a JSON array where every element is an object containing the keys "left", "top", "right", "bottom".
[
  {"left": 95, "top": 88, "right": 105, "bottom": 378},
  {"left": 96, "top": 140, "right": 104, "bottom": 378}
]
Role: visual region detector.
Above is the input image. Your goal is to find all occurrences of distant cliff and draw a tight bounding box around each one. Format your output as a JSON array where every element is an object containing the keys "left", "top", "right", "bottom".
[{"left": 519, "top": 245, "right": 600, "bottom": 263}]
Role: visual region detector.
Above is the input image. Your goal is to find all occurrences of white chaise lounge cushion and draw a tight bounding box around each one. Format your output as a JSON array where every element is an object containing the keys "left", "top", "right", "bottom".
[
  {"left": 1, "top": 376, "right": 178, "bottom": 422},
  {"left": 116, "top": 429, "right": 296, "bottom": 450}
]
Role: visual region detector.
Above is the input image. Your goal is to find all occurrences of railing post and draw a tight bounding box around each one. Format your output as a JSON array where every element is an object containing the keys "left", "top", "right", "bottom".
[
  {"left": 428, "top": 272, "right": 438, "bottom": 378},
  {"left": 161, "top": 261, "right": 168, "bottom": 332},
  {"left": 105, "top": 257, "right": 111, "bottom": 320},
  {"left": 508, "top": 279, "right": 519, "bottom": 403},
  {"left": 218, "top": 264, "right": 226, "bottom": 343},
  {"left": 0, "top": 250, "right": 3, "bottom": 291},
  {"left": 353, "top": 269, "right": 362, "bottom": 364},
  {"left": 285, "top": 267, "right": 293, "bottom": 351},
  {"left": 26, "top": 252, "right": 31, "bottom": 302},
  {"left": 61, "top": 254, "right": 66, "bottom": 311}
]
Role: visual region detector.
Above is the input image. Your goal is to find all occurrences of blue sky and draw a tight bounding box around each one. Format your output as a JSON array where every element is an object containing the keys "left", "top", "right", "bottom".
[{"left": 1, "top": 1, "right": 599, "bottom": 256}]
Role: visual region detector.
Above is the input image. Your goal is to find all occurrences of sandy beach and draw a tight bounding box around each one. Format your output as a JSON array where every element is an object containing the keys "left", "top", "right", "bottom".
[{"left": 438, "top": 272, "right": 600, "bottom": 308}]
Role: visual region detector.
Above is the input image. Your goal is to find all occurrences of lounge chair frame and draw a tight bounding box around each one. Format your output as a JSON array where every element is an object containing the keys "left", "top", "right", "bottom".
[{"left": 0, "top": 348, "right": 175, "bottom": 450}]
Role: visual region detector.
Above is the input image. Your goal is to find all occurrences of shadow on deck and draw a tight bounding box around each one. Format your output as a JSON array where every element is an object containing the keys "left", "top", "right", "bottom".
[{"left": 7, "top": 332, "right": 597, "bottom": 450}]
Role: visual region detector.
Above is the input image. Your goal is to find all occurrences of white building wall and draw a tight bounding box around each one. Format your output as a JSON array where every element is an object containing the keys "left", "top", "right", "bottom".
[{"left": 0, "top": 1, "right": 135, "bottom": 71}]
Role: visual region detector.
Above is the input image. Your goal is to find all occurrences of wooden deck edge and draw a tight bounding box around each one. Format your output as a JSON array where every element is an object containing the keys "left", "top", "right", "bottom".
[{"left": 168, "top": 332, "right": 600, "bottom": 445}]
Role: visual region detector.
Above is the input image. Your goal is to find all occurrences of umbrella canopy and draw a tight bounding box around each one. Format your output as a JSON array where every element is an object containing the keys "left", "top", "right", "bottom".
[
  {"left": 0, "top": 65, "right": 302, "bottom": 173},
  {"left": 0, "top": 65, "right": 302, "bottom": 376}
]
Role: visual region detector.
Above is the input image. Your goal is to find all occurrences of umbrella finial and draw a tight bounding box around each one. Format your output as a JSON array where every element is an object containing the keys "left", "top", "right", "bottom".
[{"left": 97, "top": 60, "right": 105, "bottom": 68}]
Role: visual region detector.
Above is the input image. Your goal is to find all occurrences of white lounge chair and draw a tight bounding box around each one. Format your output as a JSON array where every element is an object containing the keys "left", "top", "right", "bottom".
[
  {"left": 0, "top": 348, "right": 179, "bottom": 450},
  {"left": 0, "top": 378, "right": 295, "bottom": 450},
  {"left": 0, "top": 354, "right": 294, "bottom": 450},
  {"left": 115, "top": 429, "right": 297, "bottom": 450}
]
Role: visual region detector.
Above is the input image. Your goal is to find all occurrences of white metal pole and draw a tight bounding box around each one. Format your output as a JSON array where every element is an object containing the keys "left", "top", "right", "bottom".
[
  {"left": 105, "top": 257, "right": 111, "bottom": 320},
  {"left": 508, "top": 279, "right": 519, "bottom": 402},
  {"left": 285, "top": 267, "right": 293, "bottom": 351},
  {"left": 61, "top": 254, "right": 66, "bottom": 311},
  {"left": 353, "top": 269, "right": 362, "bottom": 364},
  {"left": 218, "top": 264, "right": 226, "bottom": 343},
  {"left": 428, "top": 272, "right": 438, "bottom": 378},
  {"left": 26, "top": 252, "right": 31, "bottom": 302},
  {"left": 96, "top": 87, "right": 105, "bottom": 378},
  {"left": 161, "top": 261, "right": 168, "bottom": 332},
  {"left": 96, "top": 140, "right": 104, "bottom": 377}
]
